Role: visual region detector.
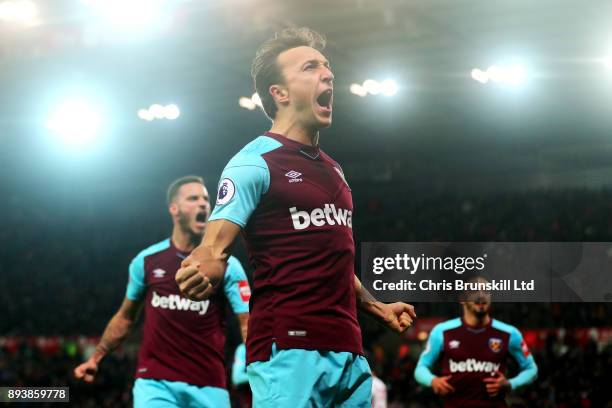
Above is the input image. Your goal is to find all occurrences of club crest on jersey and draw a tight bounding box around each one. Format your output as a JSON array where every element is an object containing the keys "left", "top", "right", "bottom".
[
  {"left": 488, "top": 337, "right": 503, "bottom": 353},
  {"left": 216, "top": 178, "right": 235, "bottom": 205}
]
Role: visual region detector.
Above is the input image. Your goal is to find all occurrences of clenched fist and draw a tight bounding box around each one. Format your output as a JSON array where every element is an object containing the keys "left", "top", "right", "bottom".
[
  {"left": 175, "top": 249, "right": 226, "bottom": 301},
  {"left": 74, "top": 357, "right": 99, "bottom": 383}
]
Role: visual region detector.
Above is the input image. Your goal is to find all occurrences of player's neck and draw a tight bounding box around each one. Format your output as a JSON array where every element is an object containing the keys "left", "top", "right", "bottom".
[
  {"left": 171, "top": 227, "right": 201, "bottom": 253},
  {"left": 463, "top": 313, "right": 491, "bottom": 327},
  {"left": 270, "top": 116, "right": 319, "bottom": 146}
]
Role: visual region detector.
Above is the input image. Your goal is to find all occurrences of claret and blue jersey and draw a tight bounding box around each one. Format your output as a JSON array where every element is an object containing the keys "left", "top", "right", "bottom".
[
  {"left": 125, "top": 238, "right": 250, "bottom": 389},
  {"left": 415, "top": 317, "right": 538, "bottom": 407},
  {"left": 209, "top": 131, "right": 363, "bottom": 364}
]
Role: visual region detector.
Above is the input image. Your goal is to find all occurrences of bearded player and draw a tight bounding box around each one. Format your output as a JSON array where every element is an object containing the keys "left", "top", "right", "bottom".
[
  {"left": 414, "top": 277, "right": 538, "bottom": 407},
  {"left": 74, "top": 176, "right": 250, "bottom": 408},
  {"left": 175, "top": 28, "right": 416, "bottom": 407}
]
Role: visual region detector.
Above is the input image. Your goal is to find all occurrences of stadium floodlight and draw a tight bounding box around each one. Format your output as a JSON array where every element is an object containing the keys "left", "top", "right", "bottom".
[
  {"left": 81, "top": 0, "right": 166, "bottom": 32},
  {"left": 164, "top": 104, "right": 180, "bottom": 120},
  {"left": 0, "top": 0, "right": 37, "bottom": 23},
  {"left": 239, "top": 97, "right": 256, "bottom": 110},
  {"left": 149, "top": 104, "right": 165, "bottom": 119},
  {"left": 505, "top": 64, "right": 526, "bottom": 86},
  {"left": 45, "top": 100, "right": 102, "bottom": 146},
  {"left": 251, "top": 93, "right": 262, "bottom": 108},
  {"left": 472, "top": 63, "right": 527, "bottom": 86},
  {"left": 363, "top": 79, "right": 381, "bottom": 95},
  {"left": 471, "top": 68, "right": 489, "bottom": 84},
  {"left": 349, "top": 83, "right": 367, "bottom": 97},
  {"left": 380, "top": 79, "right": 399, "bottom": 96},
  {"left": 137, "top": 108, "right": 154, "bottom": 121},
  {"left": 138, "top": 104, "right": 180, "bottom": 120}
]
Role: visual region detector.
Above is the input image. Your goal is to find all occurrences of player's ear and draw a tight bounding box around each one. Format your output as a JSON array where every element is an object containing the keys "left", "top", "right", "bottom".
[
  {"left": 270, "top": 84, "right": 289, "bottom": 105},
  {"left": 169, "top": 202, "right": 178, "bottom": 216}
]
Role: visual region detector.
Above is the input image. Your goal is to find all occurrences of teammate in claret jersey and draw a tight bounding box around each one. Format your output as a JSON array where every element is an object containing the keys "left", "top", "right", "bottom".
[
  {"left": 415, "top": 276, "right": 538, "bottom": 408},
  {"left": 74, "top": 176, "right": 250, "bottom": 408},
  {"left": 175, "top": 27, "right": 416, "bottom": 407}
]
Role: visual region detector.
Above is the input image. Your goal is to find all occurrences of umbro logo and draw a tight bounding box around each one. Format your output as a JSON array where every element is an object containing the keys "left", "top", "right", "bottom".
[
  {"left": 449, "top": 340, "right": 460, "bottom": 349},
  {"left": 285, "top": 170, "right": 303, "bottom": 183},
  {"left": 153, "top": 269, "right": 166, "bottom": 278}
]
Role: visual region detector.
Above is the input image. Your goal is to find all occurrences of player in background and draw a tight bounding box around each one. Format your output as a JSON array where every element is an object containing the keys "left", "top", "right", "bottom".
[
  {"left": 414, "top": 276, "right": 538, "bottom": 407},
  {"left": 175, "top": 27, "right": 416, "bottom": 407},
  {"left": 74, "top": 176, "right": 250, "bottom": 408}
]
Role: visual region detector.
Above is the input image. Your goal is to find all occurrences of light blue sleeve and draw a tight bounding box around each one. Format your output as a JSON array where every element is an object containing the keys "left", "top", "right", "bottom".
[
  {"left": 126, "top": 256, "right": 146, "bottom": 301},
  {"left": 414, "top": 324, "right": 444, "bottom": 386},
  {"left": 223, "top": 256, "right": 250, "bottom": 314},
  {"left": 231, "top": 343, "right": 249, "bottom": 386},
  {"left": 507, "top": 327, "right": 538, "bottom": 389},
  {"left": 125, "top": 240, "right": 170, "bottom": 301},
  {"left": 209, "top": 136, "right": 281, "bottom": 228}
]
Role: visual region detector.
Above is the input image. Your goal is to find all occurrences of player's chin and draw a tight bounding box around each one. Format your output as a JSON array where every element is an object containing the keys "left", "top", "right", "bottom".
[{"left": 191, "top": 222, "right": 207, "bottom": 234}]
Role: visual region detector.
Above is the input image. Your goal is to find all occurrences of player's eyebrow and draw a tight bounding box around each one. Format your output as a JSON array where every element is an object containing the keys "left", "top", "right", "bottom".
[{"left": 302, "top": 59, "right": 331, "bottom": 69}]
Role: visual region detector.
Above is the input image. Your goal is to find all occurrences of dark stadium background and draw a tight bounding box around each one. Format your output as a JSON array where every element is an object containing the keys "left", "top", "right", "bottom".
[{"left": 1, "top": 0, "right": 611, "bottom": 406}]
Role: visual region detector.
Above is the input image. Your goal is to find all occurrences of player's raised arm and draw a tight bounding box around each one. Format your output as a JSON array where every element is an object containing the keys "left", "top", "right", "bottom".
[
  {"left": 74, "top": 297, "right": 142, "bottom": 383},
  {"left": 353, "top": 276, "right": 416, "bottom": 333},
  {"left": 176, "top": 219, "right": 241, "bottom": 301}
]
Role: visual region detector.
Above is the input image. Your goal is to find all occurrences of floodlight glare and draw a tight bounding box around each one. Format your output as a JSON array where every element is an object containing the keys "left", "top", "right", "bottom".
[
  {"left": 0, "top": 0, "right": 37, "bottom": 23},
  {"left": 603, "top": 56, "right": 612, "bottom": 69},
  {"left": 138, "top": 108, "right": 154, "bottom": 121},
  {"left": 363, "top": 79, "right": 381, "bottom": 95},
  {"left": 380, "top": 79, "right": 399, "bottom": 96},
  {"left": 45, "top": 100, "right": 102, "bottom": 146},
  {"left": 149, "top": 104, "right": 165, "bottom": 119},
  {"left": 164, "top": 104, "right": 180, "bottom": 120},
  {"left": 239, "top": 97, "right": 256, "bottom": 110},
  {"left": 82, "top": 0, "right": 165, "bottom": 31},
  {"left": 349, "top": 83, "right": 367, "bottom": 97},
  {"left": 471, "top": 68, "right": 489, "bottom": 84},
  {"left": 251, "top": 93, "right": 262, "bottom": 108}
]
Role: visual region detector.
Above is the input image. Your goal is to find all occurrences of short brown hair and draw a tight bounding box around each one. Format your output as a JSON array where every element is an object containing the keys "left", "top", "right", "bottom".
[
  {"left": 251, "top": 27, "right": 327, "bottom": 120},
  {"left": 166, "top": 175, "right": 204, "bottom": 205}
]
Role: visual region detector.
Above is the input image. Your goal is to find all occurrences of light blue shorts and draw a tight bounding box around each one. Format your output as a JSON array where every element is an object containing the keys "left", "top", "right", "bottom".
[
  {"left": 247, "top": 344, "right": 372, "bottom": 408},
  {"left": 132, "top": 378, "right": 230, "bottom": 408}
]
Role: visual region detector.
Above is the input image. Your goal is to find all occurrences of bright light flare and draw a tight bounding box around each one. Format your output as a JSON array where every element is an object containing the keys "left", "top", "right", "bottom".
[
  {"left": 0, "top": 0, "right": 37, "bottom": 23},
  {"left": 471, "top": 64, "right": 527, "bottom": 86},
  {"left": 46, "top": 100, "right": 102, "bottom": 146},
  {"left": 81, "top": 0, "right": 166, "bottom": 31},
  {"left": 351, "top": 79, "right": 399, "bottom": 97},
  {"left": 164, "top": 104, "right": 180, "bottom": 120},
  {"left": 603, "top": 56, "right": 612, "bottom": 69},
  {"left": 363, "top": 79, "right": 381, "bottom": 95},
  {"left": 380, "top": 79, "right": 399, "bottom": 96},
  {"left": 239, "top": 93, "right": 262, "bottom": 111},
  {"left": 138, "top": 103, "right": 180, "bottom": 121},
  {"left": 349, "top": 83, "right": 367, "bottom": 97}
]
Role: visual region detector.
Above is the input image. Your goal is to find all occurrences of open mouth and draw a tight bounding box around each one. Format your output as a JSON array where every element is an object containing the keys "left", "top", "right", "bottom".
[
  {"left": 316, "top": 89, "right": 333, "bottom": 111},
  {"left": 195, "top": 212, "right": 207, "bottom": 223}
]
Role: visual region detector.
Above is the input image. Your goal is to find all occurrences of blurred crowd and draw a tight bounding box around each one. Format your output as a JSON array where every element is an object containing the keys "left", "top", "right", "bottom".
[{"left": 1, "top": 186, "right": 612, "bottom": 406}]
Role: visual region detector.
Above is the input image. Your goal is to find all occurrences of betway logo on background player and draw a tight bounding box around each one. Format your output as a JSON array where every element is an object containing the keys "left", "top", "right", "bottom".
[
  {"left": 289, "top": 204, "right": 352, "bottom": 230},
  {"left": 449, "top": 359, "right": 501, "bottom": 373},
  {"left": 151, "top": 291, "right": 210, "bottom": 315}
]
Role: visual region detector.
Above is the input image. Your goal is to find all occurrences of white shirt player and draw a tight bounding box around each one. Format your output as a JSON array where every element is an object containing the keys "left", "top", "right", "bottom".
[{"left": 371, "top": 375, "right": 387, "bottom": 408}]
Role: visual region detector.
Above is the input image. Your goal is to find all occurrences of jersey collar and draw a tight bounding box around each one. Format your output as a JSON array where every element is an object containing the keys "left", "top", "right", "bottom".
[{"left": 264, "top": 131, "right": 321, "bottom": 160}]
